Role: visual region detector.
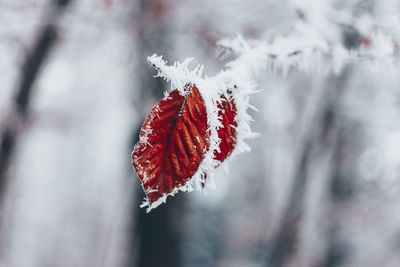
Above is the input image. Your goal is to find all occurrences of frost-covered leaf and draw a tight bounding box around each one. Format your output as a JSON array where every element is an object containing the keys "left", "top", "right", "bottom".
[
  {"left": 132, "top": 84, "right": 210, "bottom": 209},
  {"left": 214, "top": 90, "right": 238, "bottom": 162}
]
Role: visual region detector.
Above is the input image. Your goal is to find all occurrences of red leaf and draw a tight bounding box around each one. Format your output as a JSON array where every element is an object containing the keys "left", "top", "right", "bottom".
[
  {"left": 132, "top": 84, "right": 210, "bottom": 205},
  {"left": 201, "top": 90, "right": 238, "bottom": 189},
  {"left": 214, "top": 90, "right": 238, "bottom": 162}
]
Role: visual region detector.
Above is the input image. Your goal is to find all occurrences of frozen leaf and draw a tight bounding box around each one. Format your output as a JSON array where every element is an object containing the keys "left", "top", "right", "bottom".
[
  {"left": 132, "top": 84, "right": 210, "bottom": 207},
  {"left": 214, "top": 90, "right": 238, "bottom": 162}
]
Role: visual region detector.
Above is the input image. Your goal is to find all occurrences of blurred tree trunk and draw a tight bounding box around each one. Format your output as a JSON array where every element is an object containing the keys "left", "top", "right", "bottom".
[
  {"left": 126, "top": 1, "right": 185, "bottom": 267},
  {"left": 265, "top": 65, "right": 352, "bottom": 267},
  {"left": 319, "top": 67, "right": 357, "bottom": 267},
  {"left": 0, "top": 0, "right": 73, "bottom": 199},
  {"left": 0, "top": 3, "right": 73, "bottom": 261}
]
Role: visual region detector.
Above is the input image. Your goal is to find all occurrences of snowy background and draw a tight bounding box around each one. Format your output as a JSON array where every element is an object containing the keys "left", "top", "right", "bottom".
[{"left": 1, "top": 0, "right": 400, "bottom": 267}]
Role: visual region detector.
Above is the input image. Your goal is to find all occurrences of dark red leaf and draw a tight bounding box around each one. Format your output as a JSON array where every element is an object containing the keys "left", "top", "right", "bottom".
[
  {"left": 132, "top": 84, "right": 210, "bottom": 205},
  {"left": 214, "top": 90, "right": 238, "bottom": 162},
  {"left": 201, "top": 90, "right": 238, "bottom": 189}
]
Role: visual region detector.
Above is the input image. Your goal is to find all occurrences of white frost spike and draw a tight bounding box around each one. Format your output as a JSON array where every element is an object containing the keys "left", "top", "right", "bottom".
[
  {"left": 217, "top": 33, "right": 250, "bottom": 55},
  {"left": 147, "top": 54, "right": 204, "bottom": 95}
]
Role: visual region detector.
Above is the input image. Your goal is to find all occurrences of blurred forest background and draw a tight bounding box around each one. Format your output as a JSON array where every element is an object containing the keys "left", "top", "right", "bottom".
[{"left": 1, "top": 0, "right": 400, "bottom": 267}]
